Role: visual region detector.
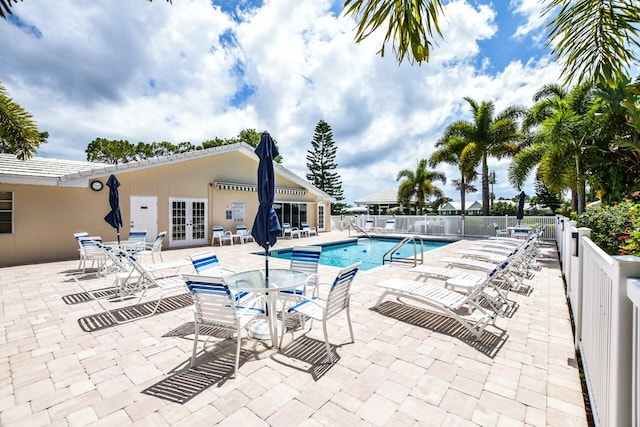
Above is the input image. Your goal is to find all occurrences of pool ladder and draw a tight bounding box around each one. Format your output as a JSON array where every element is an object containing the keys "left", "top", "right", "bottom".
[
  {"left": 382, "top": 236, "right": 424, "bottom": 266},
  {"left": 350, "top": 220, "right": 372, "bottom": 241}
]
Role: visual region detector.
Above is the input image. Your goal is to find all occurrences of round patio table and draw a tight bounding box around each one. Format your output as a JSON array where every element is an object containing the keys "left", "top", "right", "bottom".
[{"left": 226, "top": 268, "right": 308, "bottom": 347}]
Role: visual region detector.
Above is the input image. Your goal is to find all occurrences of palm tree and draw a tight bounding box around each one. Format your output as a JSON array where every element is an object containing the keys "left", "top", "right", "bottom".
[
  {"left": 0, "top": 82, "right": 43, "bottom": 160},
  {"left": 341, "top": 1, "right": 639, "bottom": 87},
  {"left": 343, "top": 0, "right": 445, "bottom": 65},
  {"left": 509, "top": 82, "right": 596, "bottom": 213},
  {"left": 429, "top": 135, "right": 477, "bottom": 215},
  {"left": 396, "top": 159, "right": 446, "bottom": 214},
  {"left": 543, "top": 0, "right": 640, "bottom": 87},
  {"left": 441, "top": 97, "right": 523, "bottom": 215}
]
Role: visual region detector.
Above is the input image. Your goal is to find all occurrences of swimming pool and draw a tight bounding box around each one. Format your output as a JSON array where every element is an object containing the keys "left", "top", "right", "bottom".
[{"left": 267, "top": 237, "right": 451, "bottom": 271}]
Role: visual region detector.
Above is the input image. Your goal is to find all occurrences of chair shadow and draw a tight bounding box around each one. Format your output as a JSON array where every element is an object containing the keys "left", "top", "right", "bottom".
[
  {"left": 63, "top": 287, "right": 119, "bottom": 305},
  {"left": 142, "top": 322, "right": 265, "bottom": 404},
  {"left": 271, "top": 316, "right": 342, "bottom": 381},
  {"left": 141, "top": 356, "right": 237, "bottom": 404},
  {"left": 77, "top": 293, "right": 192, "bottom": 332},
  {"left": 374, "top": 300, "right": 508, "bottom": 358}
]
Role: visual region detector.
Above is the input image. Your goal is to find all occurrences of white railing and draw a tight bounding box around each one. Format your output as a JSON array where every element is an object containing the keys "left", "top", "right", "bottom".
[
  {"left": 556, "top": 215, "right": 640, "bottom": 427},
  {"left": 628, "top": 278, "right": 640, "bottom": 427},
  {"left": 331, "top": 215, "right": 558, "bottom": 240}
]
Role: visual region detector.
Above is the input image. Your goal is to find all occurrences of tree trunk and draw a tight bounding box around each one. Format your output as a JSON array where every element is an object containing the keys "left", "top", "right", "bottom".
[{"left": 482, "top": 155, "right": 489, "bottom": 215}]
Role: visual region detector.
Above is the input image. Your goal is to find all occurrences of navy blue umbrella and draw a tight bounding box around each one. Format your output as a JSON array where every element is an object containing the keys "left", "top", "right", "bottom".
[
  {"left": 516, "top": 191, "right": 526, "bottom": 225},
  {"left": 251, "top": 132, "right": 282, "bottom": 280},
  {"left": 104, "top": 174, "right": 123, "bottom": 244}
]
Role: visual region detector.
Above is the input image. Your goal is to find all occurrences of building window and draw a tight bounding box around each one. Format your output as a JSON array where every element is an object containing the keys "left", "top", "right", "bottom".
[
  {"left": 273, "top": 202, "right": 308, "bottom": 229},
  {"left": 0, "top": 191, "right": 13, "bottom": 234}
]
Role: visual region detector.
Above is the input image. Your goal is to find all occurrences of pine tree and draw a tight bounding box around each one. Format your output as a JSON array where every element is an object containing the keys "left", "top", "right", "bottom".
[{"left": 306, "top": 120, "right": 344, "bottom": 212}]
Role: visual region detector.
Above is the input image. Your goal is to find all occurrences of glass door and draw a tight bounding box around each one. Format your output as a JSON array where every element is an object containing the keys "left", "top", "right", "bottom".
[
  {"left": 169, "top": 198, "right": 208, "bottom": 247},
  {"left": 317, "top": 203, "right": 325, "bottom": 232}
]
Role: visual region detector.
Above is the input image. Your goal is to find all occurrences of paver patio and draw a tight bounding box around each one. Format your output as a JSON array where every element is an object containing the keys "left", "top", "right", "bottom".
[{"left": 0, "top": 231, "right": 589, "bottom": 426}]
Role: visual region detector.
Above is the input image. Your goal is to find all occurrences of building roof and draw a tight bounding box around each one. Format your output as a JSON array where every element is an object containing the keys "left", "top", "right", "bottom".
[
  {"left": 0, "top": 143, "right": 334, "bottom": 201},
  {"left": 439, "top": 201, "right": 482, "bottom": 211},
  {"left": 355, "top": 187, "right": 403, "bottom": 204}
]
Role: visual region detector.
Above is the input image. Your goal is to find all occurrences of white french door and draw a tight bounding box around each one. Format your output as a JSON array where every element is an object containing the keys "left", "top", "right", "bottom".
[
  {"left": 169, "top": 198, "right": 208, "bottom": 247},
  {"left": 317, "top": 203, "right": 325, "bottom": 232}
]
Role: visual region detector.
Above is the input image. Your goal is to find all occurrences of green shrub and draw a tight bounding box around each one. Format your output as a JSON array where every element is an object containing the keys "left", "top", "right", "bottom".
[{"left": 577, "top": 191, "right": 640, "bottom": 256}]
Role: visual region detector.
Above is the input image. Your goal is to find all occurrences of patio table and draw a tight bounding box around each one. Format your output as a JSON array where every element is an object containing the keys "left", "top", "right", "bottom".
[{"left": 226, "top": 268, "right": 308, "bottom": 347}]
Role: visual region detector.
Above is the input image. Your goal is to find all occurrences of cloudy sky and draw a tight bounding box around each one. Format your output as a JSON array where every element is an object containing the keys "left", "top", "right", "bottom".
[{"left": 2, "top": 0, "right": 568, "bottom": 204}]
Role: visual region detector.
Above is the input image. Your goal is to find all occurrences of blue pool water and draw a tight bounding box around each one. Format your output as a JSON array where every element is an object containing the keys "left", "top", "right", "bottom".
[{"left": 267, "top": 237, "right": 451, "bottom": 271}]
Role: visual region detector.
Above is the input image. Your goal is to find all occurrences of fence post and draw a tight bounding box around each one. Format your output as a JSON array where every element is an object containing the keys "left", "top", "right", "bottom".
[
  {"left": 627, "top": 278, "right": 640, "bottom": 427},
  {"left": 609, "top": 256, "right": 640, "bottom": 427},
  {"left": 573, "top": 227, "right": 591, "bottom": 348}
]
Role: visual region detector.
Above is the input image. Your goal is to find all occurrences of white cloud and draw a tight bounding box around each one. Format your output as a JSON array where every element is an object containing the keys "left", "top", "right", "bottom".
[
  {"left": 511, "top": 0, "right": 548, "bottom": 40},
  {"left": 0, "top": 0, "right": 561, "bottom": 205}
]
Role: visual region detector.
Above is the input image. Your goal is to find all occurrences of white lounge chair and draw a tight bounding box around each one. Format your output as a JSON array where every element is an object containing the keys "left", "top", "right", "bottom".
[
  {"left": 374, "top": 262, "right": 513, "bottom": 340},
  {"left": 440, "top": 245, "right": 538, "bottom": 288},
  {"left": 280, "top": 262, "right": 361, "bottom": 362},
  {"left": 184, "top": 274, "right": 264, "bottom": 377}
]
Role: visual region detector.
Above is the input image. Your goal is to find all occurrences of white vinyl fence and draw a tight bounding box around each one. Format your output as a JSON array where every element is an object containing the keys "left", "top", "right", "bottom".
[
  {"left": 331, "top": 214, "right": 557, "bottom": 240},
  {"left": 557, "top": 216, "right": 640, "bottom": 427}
]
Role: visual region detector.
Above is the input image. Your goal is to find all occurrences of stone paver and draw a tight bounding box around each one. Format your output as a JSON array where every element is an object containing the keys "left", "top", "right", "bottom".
[{"left": 0, "top": 231, "right": 589, "bottom": 426}]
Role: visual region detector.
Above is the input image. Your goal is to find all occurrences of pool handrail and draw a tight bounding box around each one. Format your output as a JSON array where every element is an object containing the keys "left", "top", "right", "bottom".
[{"left": 383, "top": 236, "right": 424, "bottom": 266}]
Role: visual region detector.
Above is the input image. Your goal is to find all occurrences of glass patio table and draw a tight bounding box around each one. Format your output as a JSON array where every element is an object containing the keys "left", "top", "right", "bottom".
[{"left": 226, "top": 268, "right": 308, "bottom": 347}]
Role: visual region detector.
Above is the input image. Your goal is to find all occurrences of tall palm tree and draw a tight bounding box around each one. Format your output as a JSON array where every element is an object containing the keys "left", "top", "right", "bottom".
[
  {"left": 396, "top": 159, "right": 446, "bottom": 214},
  {"left": 509, "top": 82, "right": 596, "bottom": 213},
  {"left": 441, "top": 97, "right": 523, "bottom": 215},
  {"left": 0, "top": 82, "right": 42, "bottom": 160},
  {"left": 429, "top": 135, "right": 477, "bottom": 214}
]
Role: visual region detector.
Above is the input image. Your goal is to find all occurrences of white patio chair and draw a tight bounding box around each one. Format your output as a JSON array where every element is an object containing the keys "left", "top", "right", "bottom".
[
  {"left": 282, "top": 223, "right": 301, "bottom": 239},
  {"left": 300, "top": 222, "right": 317, "bottom": 237},
  {"left": 234, "top": 225, "right": 254, "bottom": 244},
  {"left": 77, "top": 236, "right": 110, "bottom": 277},
  {"left": 184, "top": 274, "right": 264, "bottom": 377},
  {"left": 72, "top": 247, "right": 187, "bottom": 324},
  {"left": 74, "top": 231, "right": 89, "bottom": 269},
  {"left": 493, "top": 223, "right": 509, "bottom": 237},
  {"left": 211, "top": 225, "right": 234, "bottom": 246},
  {"left": 139, "top": 231, "right": 166, "bottom": 263},
  {"left": 280, "top": 262, "right": 361, "bottom": 363},
  {"left": 280, "top": 245, "right": 322, "bottom": 303},
  {"left": 189, "top": 250, "right": 253, "bottom": 305},
  {"left": 377, "top": 219, "right": 396, "bottom": 233},
  {"left": 126, "top": 229, "right": 147, "bottom": 254},
  {"left": 363, "top": 218, "right": 375, "bottom": 231}
]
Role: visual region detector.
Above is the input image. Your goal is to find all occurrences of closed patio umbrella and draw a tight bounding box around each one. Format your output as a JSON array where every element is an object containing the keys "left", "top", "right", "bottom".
[
  {"left": 516, "top": 191, "right": 526, "bottom": 225},
  {"left": 251, "top": 132, "right": 282, "bottom": 282},
  {"left": 104, "top": 174, "right": 123, "bottom": 244}
]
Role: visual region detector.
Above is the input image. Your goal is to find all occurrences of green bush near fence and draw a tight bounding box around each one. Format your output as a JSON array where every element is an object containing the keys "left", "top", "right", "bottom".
[{"left": 577, "top": 191, "right": 640, "bottom": 256}]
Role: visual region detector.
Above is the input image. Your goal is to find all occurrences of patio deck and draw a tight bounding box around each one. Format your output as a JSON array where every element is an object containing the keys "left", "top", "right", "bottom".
[{"left": 0, "top": 231, "right": 589, "bottom": 426}]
